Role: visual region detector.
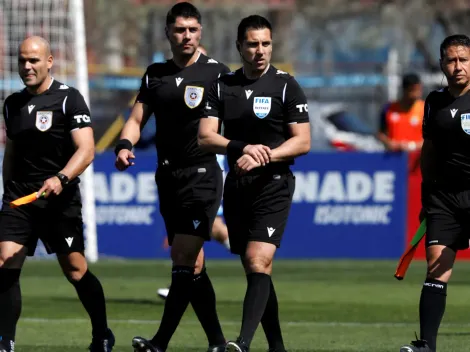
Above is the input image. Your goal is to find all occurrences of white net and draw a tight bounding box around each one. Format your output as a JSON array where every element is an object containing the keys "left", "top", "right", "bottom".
[
  {"left": 0, "top": 0, "right": 78, "bottom": 146},
  {"left": 0, "top": 0, "right": 97, "bottom": 261}
]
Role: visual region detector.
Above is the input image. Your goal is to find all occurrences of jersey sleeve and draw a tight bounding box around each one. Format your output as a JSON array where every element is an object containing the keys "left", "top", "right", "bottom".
[
  {"left": 283, "top": 77, "right": 310, "bottom": 124},
  {"left": 219, "top": 64, "right": 231, "bottom": 77},
  {"left": 135, "top": 69, "right": 151, "bottom": 105},
  {"left": 422, "top": 95, "right": 432, "bottom": 140},
  {"left": 3, "top": 97, "right": 11, "bottom": 139},
  {"left": 201, "top": 80, "right": 222, "bottom": 119},
  {"left": 66, "top": 89, "right": 92, "bottom": 131}
]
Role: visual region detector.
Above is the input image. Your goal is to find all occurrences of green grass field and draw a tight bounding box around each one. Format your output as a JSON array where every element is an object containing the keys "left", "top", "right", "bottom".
[{"left": 15, "top": 259, "right": 470, "bottom": 351}]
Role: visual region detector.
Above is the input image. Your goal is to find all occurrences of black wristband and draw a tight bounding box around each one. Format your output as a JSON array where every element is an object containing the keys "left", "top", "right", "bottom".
[
  {"left": 227, "top": 140, "right": 248, "bottom": 154},
  {"left": 114, "top": 139, "right": 133, "bottom": 156},
  {"left": 227, "top": 140, "right": 248, "bottom": 163}
]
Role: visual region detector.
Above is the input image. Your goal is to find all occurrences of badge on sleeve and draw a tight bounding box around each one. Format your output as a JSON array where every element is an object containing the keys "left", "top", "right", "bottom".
[
  {"left": 461, "top": 113, "right": 470, "bottom": 135},
  {"left": 253, "top": 97, "right": 271, "bottom": 119},
  {"left": 184, "top": 86, "right": 204, "bottom": 109},
  {"left": 36, "top": 111, "right": 53, "bottom": 132}
]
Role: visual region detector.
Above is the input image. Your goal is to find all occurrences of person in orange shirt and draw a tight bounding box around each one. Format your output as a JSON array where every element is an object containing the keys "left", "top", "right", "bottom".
[{"left": 377, "top": 73, "right": 425, "bottom": 152}]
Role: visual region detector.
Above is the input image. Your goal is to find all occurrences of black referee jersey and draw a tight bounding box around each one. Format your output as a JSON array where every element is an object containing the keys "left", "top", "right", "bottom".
[
  {"left": 423, "top": 87, "right": 470, "bottom": 188},
  {"left": 202, "top": 65, "right": 310, "bottom": 170},
  {"left": 136, "top": 53, "right": 230, "bottom": 167},
  {"left": 3, "top": 79, "right": 92, "bottom": 183}
]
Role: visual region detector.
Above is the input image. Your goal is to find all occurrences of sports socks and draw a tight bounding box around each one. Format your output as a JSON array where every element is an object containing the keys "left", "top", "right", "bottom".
[
  {"left": 191, "top": 268, "right": 225, "bottom": 346},
  {"left": 261, "top": 278, "right": 285, "bottom": 351},
  {"left": 419, "top": 278, "right": 447, "bottom": 351},
  {"left": 238, "top": 272, "right": 271, "bottom": 347},
  {"left": 0, "top": 268, "right": 21, "bottom": 343},
  {"left": 71, "top": 270, "right": 109, "bottom": 339},
  {"left": 151, "top": 265, "right": 195, "bottom": 350}
]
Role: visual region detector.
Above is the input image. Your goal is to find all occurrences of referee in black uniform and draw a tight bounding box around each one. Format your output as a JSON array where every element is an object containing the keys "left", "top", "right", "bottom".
[
  {"left": 199, "top": 15, "right": 311, "bottom": 352},
  {"left": 0, "top": 36, "right": 114, "bottom": 351},
  {"left": 400, "top": 34, "right": 470, "bottom": 352},
  {"left": 114, "top": 3, "right": 229, "bottom": 352}
]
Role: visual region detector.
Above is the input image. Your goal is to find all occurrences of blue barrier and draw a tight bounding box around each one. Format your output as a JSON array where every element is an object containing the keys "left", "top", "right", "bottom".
[{"left": 93, "top": 151, "right": 408, "bottom": 259}]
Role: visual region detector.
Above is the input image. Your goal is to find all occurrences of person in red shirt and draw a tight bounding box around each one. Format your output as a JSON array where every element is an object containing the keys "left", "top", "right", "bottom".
[{"left": 377, "top": 73, "right": 425, "bottom": 152}]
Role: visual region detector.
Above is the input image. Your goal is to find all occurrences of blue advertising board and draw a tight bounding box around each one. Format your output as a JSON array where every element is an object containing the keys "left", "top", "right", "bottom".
[{"left": 93, "top": 151, "right": 408, "bottom": 259}]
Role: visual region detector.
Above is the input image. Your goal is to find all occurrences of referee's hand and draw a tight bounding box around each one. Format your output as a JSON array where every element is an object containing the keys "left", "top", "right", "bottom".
[
  {"left": 115, "top": 149, "right": 135, "bottom": 171},
  {"left": 236, "top": 154, "right": 261, "bottom": 175},
  {"left": 38, "top": 176, "right": 63, "bottom": 198},
  {"left": 243, "top": 144, "right": 271, "bottom": 166}
]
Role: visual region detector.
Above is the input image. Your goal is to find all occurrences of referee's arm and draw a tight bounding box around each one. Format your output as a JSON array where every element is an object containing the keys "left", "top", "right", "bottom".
[
  {"left": 420, "top": 96, "right": 436, "bottom": 184},
  {"left": 57, "top": 90, "right": 95, "bottom": 182},
  {"left": 119, "top": 70, "right": 153, "bottom": 146},
  {"left": 2, "top": 137, "right": 14, "bottom": 186},
  {"left": 119, "top": 101, "right": 153, "bottom": 146},
  {"left": 198, "top": 80, "right": 229, "bottom": 155},
  {"left": 270, "top": 78, "right": 311, "bottom": 162},
  {"left": 2, "top": 101, "right": 14, "bottom": 185},
  {"left": 61, "top": 126, "right": 95, "bottom": 180}
]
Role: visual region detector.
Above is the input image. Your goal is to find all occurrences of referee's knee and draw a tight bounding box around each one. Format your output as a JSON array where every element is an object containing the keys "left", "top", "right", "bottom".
[
  {"left": 194, "top": 249, "right": 205, "bottom": 275},
  {"left": 0, "top": 243, "right": 27, "bottom": 269},
  {"left": 426, "top": 245, "right": 456, "bottom": 283},
  {"left": 243, "top": 256, "right": 273, "bottom": 274}
]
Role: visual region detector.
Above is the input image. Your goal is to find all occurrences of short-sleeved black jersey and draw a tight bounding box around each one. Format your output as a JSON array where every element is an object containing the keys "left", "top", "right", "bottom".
[
  {"left": 136, "top": 53, "right": 230, "bottom": 166},
  {"left": 202, "top": 65, "right": 309, "bottom": 168},
  {"left": 3, "top": 79, "right": 92, "bottom": 182},
  {"left": 423, "top": 87, "right": 470, "bottom": 188}
]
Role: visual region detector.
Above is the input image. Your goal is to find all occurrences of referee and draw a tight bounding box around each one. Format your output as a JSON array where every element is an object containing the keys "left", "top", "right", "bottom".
[
  {"left": 400, "top": 34, "right": 470, "bottom": 352},
  {"left": 115, "top": 3, "right": 229, "bottom": 352},
  {"left": 0, "top": 36, "right": 114, "bottom": 351},
  {"left": 198, "top": 15, "right": 311, "bottom": 352}
]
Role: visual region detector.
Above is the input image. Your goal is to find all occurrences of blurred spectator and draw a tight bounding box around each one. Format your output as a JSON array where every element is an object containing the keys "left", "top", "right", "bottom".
[{"left": 377, "top": 73, "right": 425, "bottom": 152}]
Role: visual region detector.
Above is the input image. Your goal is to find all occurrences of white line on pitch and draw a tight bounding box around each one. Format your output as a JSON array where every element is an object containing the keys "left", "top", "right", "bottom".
[{"left": 20, "top": 318, "right": 470, "bottom": 328}]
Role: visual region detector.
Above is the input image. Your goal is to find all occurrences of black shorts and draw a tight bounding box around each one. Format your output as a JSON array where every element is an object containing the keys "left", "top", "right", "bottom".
[
  {"left": 223, "top": 169, "right": 295, "bottom": 255},
  {"left": 422, "top": 184, "right": 470, "bottom": 250},
  {"left": 0, "top": 181, "right": 84, "bottom": 256},
  {"left": 156, "top": 160, "right": 223, "bottom": 245}
]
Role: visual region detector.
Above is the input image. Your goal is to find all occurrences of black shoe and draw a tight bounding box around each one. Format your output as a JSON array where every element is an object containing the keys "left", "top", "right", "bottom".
[
  {"left": 132, "top": 336, "right": 163, "bottom": 352},
  {"left": 225, "top": 338, "right": 248, "bottom": 352},
  {"left": 89, "top": 328, "right": 115, "bottom": 352},
  {"left": 0, "top": 338, "right": 14, "bottom": 352},
  {"left": 268, "top": 349, "right": 287, "bottom": 352},
  {"left": 400, "top": 339, "right": 433, "bottom": 352},
  {"left": 208, "top": 344, "right": 226, "bottom": 352}
]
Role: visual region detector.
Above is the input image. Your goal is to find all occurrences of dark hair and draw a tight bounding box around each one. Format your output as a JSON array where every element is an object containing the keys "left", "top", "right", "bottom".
[
  {"left": 237, "top": 15, "right": 272, "bottom": 43},
  {"left": 166, "top": 2, "right": 201, "bottom": 27},
  {"left": 440, "top": 34, "right": 470, "bottom": 59},
  {"left": 402, "top": 73, "right": 421, "bottom": 90}
]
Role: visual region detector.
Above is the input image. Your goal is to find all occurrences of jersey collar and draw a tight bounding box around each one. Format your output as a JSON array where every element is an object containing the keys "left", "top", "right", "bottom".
[{"left": 242, "top": 64, "right": 271, "bottom": 81}]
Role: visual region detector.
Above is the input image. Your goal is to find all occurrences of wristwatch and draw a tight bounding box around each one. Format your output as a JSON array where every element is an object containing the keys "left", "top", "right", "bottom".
[{"left": 56, "top": 172, "right": 69, "bottom": 186}]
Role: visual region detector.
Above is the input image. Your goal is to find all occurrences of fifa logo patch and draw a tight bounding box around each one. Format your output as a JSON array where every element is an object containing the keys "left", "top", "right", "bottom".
[
  {"left": 184, "top": 86, "right": 204, "bottom": 109},
  {"left": 461, "top": 113, "right": 470, "bottom": 135},
  {"left": 35, "top": 111, "right": 53, "bottom": 132},
  {"left": 253, "top": 97, "right": 271, "bottom": 119}
]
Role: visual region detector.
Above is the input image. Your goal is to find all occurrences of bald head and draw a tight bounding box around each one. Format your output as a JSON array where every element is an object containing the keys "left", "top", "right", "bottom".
[
  {"left": 18, "top": 36, "right": 53, "bottom": 93},
  {"left": 19, "top": 36, "right": 51, "bottom": 56}
]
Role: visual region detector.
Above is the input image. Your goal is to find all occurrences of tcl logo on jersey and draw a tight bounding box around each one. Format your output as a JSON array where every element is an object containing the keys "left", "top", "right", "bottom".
[
  {"left": 296, "top": 104, "right": 308, "bottom": 113},
  {"left": 74, "top": 114, "right": 91, "bottom": 123}
]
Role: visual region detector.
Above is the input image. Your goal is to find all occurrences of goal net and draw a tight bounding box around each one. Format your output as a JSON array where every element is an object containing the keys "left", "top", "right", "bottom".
[{"left": 0, "top": 0, "right": 98, "bottom": 262}]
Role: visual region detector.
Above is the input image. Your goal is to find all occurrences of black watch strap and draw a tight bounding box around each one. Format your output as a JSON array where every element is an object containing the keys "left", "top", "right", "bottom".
[{"left": 56, "top": 172, "right": 69, "bottom": 186}]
